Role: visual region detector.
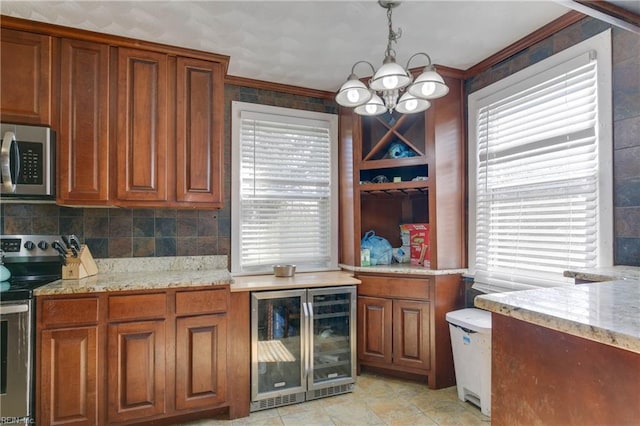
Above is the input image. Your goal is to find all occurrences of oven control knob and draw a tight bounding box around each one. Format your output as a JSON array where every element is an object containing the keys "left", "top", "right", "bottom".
[
  {"left": 38, "top": 241, "right": 49, "bottom": 250},
  {"left": 24, "top": 241, "right": 36, "bottom": 251}
]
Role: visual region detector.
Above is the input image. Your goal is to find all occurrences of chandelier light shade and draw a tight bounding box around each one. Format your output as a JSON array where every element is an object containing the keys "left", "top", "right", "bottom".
[{"left": 335, "top": 0, "right": 448, "bottom": 116}]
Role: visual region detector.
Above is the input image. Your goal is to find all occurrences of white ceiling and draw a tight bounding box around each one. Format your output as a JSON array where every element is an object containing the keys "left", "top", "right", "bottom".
[{"left": 0, "top": 1, "right": 579, "bottom": 92}]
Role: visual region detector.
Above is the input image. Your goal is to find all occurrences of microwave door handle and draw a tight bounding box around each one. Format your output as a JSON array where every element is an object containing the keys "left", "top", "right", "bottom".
[{"left": 1, "top": 131, "right": 19, "bottom": 193}]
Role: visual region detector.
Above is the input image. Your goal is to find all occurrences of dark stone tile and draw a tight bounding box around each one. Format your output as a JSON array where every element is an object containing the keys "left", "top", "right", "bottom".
[
  {"left": 84, "top": 216, "right": 109, "bottom": 238},
  {"left": 196, "top": 236, "right": 217, "bottom": 255},
  {"left": 4, "top": 204, "right": 32, "bottom": 216},
  {"left": 109, "top": 208, "right": 133, "bottom": 218},
  {"left": 155, "top": 209, "right": 177, "bottom": 218},
  {"left": 133, "top": 238, "right": 155, "bottom": 257},
  {"left": 615, "top": 237, "right": 640, "bottom": 266},
  {"left": 82, "top": 208, "right": 108, "bottom": 218},
  {"left": 614, "top": 115, "right": 640, "bottom": 150},
  {"left": 217, "top": 236, "right": 230, "bottom": 256},
  {"left": 3, "top": 216, "right": 31, "bottom": 234},
  {"left": 32, "top": 204, "right": 60, "bottom": 216},
  {"left": 59, "top": 217, "right": 83, "bottom": 238},
  {"left": 580, "top": 18, "right": 610, "bottom": 39},
  {"left": 133, "top": 217, "right": 155, "bottom": 238},
  {"left": 197, "top": 214, "right": 217, "bottom": 237},
  {"left": 133, "top": 208, "right": 155, "bottom": 217},
  {"left": 85, "top": 238, "right": 108, "bottom": 258},
  {"left": 552, "top": 22, "right": 583, "bottom": 54},
  {"left": 218, "top": 215, "right": 231, "bottom": 238},
  {"left": 615, "top": 207, "right": 640, "bottom": 238},
  {"left": 155, "top": 218, "right": 176, "bottom": 237},
  {"left": 109, "top": 237, "right": 132, "bottom": 258},
  {"left": 155, "top": 238, "right": 176, "bottom": 256},
  {"left": 109, "top": 215, "right": 133, "bottom": 238},
  {"left": 612, "top": 27, "right": 640, "bottom": 64},
  {"left": 612, "top": 55, "right": 640, "bottom": 121},
  {"left": 177, "top": 216, "right": 197, "bottom": 237},
  {"left": 614, "top": 177, "right": 640, "bottom": 207},
  {"left": 59, "top": 206, "right": 85, "bottom": 217},
  {"left": 177, "top": 210, "right": 198, "bottom": 220},
  {"left": 528, "top": 38, "right": 554, "bottom": 65},
  {"left": 613, "top": 146, "right": 640, "bottom": 180},
  {"left": 177, "top": 237, "right": 199, "bottom": 256},
  {"left": 32, "top": 216, "right": 58, "bottom": 234}
]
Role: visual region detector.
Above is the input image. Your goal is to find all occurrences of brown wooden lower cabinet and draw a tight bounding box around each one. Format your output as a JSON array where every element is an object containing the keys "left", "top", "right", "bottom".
[
  {"left": 107, "top": 320, "right": 167, "bottom": 423},
  {"left": 36, "top": 286, "right": 232, "bottom": 425},
  {"left": 40, "top": 327, "right": 99, "bottom": 426},
  {"left": 356, "top": 273, "right": 463, "bottom": 389},
  {"left": 175, "top": 314, "right": 227, "bottom": 410}
]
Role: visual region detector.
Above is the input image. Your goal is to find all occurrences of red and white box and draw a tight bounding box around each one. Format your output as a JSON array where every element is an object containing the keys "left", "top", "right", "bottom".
[{"left": 400, "top": 224, "right": 430, "bottom": 266}]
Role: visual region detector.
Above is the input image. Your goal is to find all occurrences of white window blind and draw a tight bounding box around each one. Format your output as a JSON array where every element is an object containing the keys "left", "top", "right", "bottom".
[
  {"left": 231, "top": 104, "right": 338, "bottom": 274},
  {"left": 472, "top": 50, "right": 609, "bottom": 292}
]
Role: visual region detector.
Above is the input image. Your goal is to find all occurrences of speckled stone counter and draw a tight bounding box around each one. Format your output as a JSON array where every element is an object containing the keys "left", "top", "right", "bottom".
[
  {"left": 563, "top": 265, "right": 640, "bottom": 282},
  {"left": 231, "top": 270, "right": 360, "bottom": 292},
  {"left": 340, "top": 263, "right": 467, "bottom": 276},
  {"left": 475, "top": 280, "right": 640, "bottom": 354},
  {"left": 34, "top": 255, "right": 231, "bottom": 295}
]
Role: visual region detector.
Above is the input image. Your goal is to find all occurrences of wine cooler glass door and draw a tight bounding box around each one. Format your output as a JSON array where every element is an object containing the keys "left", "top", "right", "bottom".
[
  {"left": 308, "top": 286, "right": 356, "bottom": 391},
  {"left": 251, "top": 289, "right": 307, "bottom": 403}
]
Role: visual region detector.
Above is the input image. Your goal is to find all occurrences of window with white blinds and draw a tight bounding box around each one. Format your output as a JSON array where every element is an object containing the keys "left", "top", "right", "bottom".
[
  {"left": 468, "top": 31, "right": 612, "bottom": 292},
  {"left": 231, "top": 102, "right": 338, "bottom": 274}
]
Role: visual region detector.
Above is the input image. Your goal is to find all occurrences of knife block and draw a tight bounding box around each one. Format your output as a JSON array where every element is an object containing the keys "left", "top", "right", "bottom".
[{"left": 62, "top": 245, "right": 99, "bottom": 280}]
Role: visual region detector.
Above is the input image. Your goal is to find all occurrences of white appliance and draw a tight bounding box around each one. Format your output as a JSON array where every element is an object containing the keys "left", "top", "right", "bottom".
[{"left": 250, "top": 286, "right": 356, "bottom": 412}]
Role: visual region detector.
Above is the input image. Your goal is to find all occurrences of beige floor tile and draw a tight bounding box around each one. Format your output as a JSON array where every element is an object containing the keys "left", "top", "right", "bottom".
[{"left": 177, "top": 372, "right": 491, "bottom": 426}]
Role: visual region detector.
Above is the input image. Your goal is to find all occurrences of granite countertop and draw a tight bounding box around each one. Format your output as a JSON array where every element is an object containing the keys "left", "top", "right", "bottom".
[
  {"left": 475, "top": 280, "right": 640, "bottom": 354},
  {"left": 563, "top": 265, "right": 640, "bottom": 282},
  {"left": 340, "top": 263, "right": 467, "bottom": 276},
  {"left": 34, "top": 255, "right": 232, "bottom": 296},
  {"left": 231, "top": 270, "right": 360, "bottom": 292}
]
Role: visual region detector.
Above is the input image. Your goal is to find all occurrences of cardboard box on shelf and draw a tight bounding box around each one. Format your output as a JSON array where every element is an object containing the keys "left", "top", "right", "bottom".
[{"left": 400, "top": 224, "right": 430, "bottom": 266}]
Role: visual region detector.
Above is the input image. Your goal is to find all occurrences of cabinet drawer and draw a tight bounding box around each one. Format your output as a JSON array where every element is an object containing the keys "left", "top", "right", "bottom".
[
  {"left": 40, "top": 297, "right": 99, "bottom": 328},
  {"left": 175, "top": 288, "right": 228, "bottom": 316},
  {"left": 108, "top": 293, "right": 167, "bottom": 321},
  {"left": 358, "top": 275, "right": 431, "bottom": 300}
]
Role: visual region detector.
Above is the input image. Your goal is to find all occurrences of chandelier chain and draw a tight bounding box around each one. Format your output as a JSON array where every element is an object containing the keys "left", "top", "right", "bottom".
[{"left": 385, "top": 5, "right": 402, "bottom": 58}]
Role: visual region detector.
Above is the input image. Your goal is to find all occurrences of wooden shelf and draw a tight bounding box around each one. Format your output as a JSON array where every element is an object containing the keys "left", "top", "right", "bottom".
[
  {"left": 359, "top": 156, "right": 427, "bottom": 170},
  {"left": 359, "top": 180, "right": 429, "bottom": 195}
]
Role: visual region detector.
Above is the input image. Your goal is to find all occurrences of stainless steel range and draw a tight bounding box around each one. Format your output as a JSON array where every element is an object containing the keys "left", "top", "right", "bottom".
[{"left": 1, "top": 235, "right": 65, "bottom": 425}]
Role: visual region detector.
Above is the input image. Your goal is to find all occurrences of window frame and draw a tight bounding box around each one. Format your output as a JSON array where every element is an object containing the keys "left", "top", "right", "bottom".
[
  {"left": 231, "top": 101, "right": 339, "bottom": 275},
  {"left": 468, "top": 30, "right": 613, "bottom": 290}
]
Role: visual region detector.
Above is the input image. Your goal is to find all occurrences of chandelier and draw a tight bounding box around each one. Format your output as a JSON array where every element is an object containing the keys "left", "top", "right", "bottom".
[{"left": 335, "top": 0, "right": 448, "bottom": 116}]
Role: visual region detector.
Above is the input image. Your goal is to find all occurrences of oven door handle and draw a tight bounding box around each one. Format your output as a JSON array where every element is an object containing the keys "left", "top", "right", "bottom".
[
  {"left": 0, "top": 304, "right": 29, "bottom": 315},
  {"left": 1, "top": 130, "right": 20, "bottom": 193}
]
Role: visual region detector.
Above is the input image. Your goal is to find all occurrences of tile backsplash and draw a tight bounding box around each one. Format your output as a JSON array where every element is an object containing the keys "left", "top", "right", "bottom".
[{"left": 0, "top": 204, "right": 228, "bottom": 259}]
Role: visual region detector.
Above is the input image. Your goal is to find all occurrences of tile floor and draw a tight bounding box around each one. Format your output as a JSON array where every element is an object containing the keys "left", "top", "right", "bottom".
[{"left": 178, "top": 372, "right": 490, "bottom": 425}]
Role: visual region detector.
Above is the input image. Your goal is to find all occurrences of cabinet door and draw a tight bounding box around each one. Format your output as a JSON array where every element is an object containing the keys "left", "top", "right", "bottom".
[
  {"left": 107, "top": 320, "right": 166, "bottom": 423},
  {"left": 0, "top": 28, "right": 52, "bottom": 125},
  {"left": 40, "top": 327, "right": 99, "bottom": 426},
  {"left": 116, "top": 48, "right": 168, "bottom": 203},
  {"left": 392, "top": 299, "right": 430, "bottom": 370},
  {"left": 357, "top": 296, "right": 392, "bottom": 365},
  {"left": 58, "top": 38, "right": 110, "bottom": 204},
  {"left": 175, "top": 57, "right": 223, "bottom": 206},
  {"left": 175, "top": 314, "right": 227, "bottom": 410}
]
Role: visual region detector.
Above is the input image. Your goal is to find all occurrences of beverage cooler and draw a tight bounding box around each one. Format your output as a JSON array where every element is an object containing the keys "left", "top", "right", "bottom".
[{"left": 250, "top": 286, "right": 356, "bottom": 411}]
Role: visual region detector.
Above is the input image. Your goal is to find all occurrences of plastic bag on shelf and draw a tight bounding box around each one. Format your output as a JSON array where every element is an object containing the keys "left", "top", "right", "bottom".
[{"left": 360, "top": 230, "right": 392, "bottom": 265}]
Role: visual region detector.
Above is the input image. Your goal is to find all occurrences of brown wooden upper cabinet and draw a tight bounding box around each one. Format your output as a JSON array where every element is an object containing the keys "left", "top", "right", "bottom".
[
  {"left": 0, "top": 28, "right": 53, "bottom": 125},
  {"left": 58, "top": 38, "right": 111, "bottom": 205},
  {"left": 115, "top": 49, "right": 224, "bottom": 208}
]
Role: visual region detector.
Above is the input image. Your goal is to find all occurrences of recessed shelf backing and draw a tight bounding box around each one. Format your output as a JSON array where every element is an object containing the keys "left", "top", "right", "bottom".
[{"left": 361, "top": 111, "right": 426, "bottom": 162}]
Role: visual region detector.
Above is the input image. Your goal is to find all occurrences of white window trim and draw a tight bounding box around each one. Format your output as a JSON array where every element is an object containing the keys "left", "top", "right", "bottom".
[
  {"left": 231, "top": 101, "right": 339, "bottom": 275},
  {"left": 468, "top": 29, "right": 613, "bottom": 289}
]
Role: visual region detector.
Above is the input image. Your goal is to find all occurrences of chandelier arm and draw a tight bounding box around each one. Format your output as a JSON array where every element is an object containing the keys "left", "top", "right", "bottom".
[
  {"left": 406, "top": 52, "right": 433, "bottom": 70},
  {"left": 350, "top": 60, "right": 376, "bottom": 76}
]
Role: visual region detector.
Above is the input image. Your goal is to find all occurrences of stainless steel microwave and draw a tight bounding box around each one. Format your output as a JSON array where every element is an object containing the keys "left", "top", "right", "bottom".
[{"left": 0, "top": 123, "right": 55, "bottom": 199}]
